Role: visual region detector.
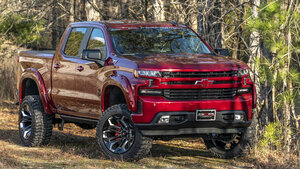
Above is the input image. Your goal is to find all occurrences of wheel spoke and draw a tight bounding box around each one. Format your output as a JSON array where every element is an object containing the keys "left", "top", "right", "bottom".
[
  {"left": 23, "top": 128, "right": 31, "bottom": 139},
  {"left": 120, "top": 116, "right": 128, "bottom": 129},
  {"left": 21, "top": 116, "right": 32, "bottom": 123},
  {"left": 108, "top": 136, "right": 119, "bottom": 142},
  {"left": 23, "top": 125, "right": 32, "bottom": 131},
  {"left": 121, "top": 139, "right": 129, "bottom": 149},
  {"left": 21, "top": 111, "right": 29, "bottom": 117},
  {"left": 105, "top": 140, "right": 118, "bottom": 151},
  {"left": 108, "top": 125, "right": 121, "bottom": 132},
  {"left": 108, "top": 117, "right": 115, "bottom": 125}
]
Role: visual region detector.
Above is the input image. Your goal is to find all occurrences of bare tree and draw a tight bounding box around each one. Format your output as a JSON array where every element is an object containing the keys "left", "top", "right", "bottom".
[{"left": 152, "top": 0, "right": 165, "bottom": 21}]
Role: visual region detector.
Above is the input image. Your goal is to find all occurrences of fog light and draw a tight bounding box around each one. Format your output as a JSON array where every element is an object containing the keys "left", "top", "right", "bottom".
[
  {"left": 139, "top": 89, "right": 162, "bottom": 95},
  {"left": 158, "top": 115, "right": 170, "bottom": 124},
  {"left": 237, "top": 88, "right": 250, "bottom": 94},
  {"left": 235, "top": 114, "right": 243, "bottom": 120}
]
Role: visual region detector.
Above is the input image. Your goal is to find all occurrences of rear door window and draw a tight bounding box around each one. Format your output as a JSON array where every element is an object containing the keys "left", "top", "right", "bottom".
[{"left": 64, "top": 28, "right": 87, "bottom": 57}]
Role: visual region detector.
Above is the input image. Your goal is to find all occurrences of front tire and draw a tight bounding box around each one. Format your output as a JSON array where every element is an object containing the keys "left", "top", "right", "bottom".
[
  {"left": 204, "top": 121, "right": 256, "bottom": 159},
  {"left": 18, "top": 95, "right": 53, "bottom": 147},
  {"left": 96, "top": 104, "right": 152, "bottom": 161}
]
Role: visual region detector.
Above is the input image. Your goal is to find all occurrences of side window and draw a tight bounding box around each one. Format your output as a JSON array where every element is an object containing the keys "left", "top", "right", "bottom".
[
  {"left": 64, "top": 28, "right": 87, "bottom": 57},
  {"left": 87, "top": 28, "right": 107, "bottom": 57}
]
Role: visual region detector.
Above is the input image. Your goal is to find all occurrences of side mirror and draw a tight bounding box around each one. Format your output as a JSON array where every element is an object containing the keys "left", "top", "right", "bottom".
[
  {"left": 82, "top": 49, "right": 106, "bottom": 66},
  {"left": 82, "top": 49, "right": 102, "bottom": 60},
  {"left": 215, "top": 48, "right": 230, "bottom": 57}
]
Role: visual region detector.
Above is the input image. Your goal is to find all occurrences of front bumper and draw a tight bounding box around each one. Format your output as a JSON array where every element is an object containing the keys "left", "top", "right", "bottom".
[
  {"left": 131, "top": 94, "right": 253, "bottom": 123},
  {"left": 131, "top": 94, "right": 253, "bottom": 136},
  {"left": 135, "top": 110, "right": 251, "bottom": 136}
]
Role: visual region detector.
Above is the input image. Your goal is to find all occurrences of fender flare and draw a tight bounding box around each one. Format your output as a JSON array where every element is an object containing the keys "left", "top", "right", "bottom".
[
  {"left": 19, "top": 68, "right": 53, "bottom": 114},
  {"left": 101, "top": 75, "right": 136, "bottom": 112}
]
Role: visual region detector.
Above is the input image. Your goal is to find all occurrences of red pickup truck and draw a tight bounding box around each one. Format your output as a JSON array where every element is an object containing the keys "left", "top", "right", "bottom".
[{"left": 17, "top": 21, "right": 257, "bottom": 160}]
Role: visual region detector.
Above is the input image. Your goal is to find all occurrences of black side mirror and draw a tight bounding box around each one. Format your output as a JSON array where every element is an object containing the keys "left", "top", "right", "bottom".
[
  {"left": 82, "top": 49, "right": 105, "bottom": 66},
  {"left": 82, "top": 49, "right": 102, "bottom": 60},
  {"left": 215, "top": 48, "right": 230, "bottom": 57}
]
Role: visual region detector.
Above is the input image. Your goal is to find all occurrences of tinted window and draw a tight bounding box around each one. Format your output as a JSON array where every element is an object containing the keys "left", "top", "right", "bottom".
[
  {"left": 110, "top": 27, "right": 212, "bottom": 56},
  {"left": 87, "top": 28, "right": 106, "bottom": 57},
  {"left": 64, "top": 28, "right": 87, "bottom": 57}
]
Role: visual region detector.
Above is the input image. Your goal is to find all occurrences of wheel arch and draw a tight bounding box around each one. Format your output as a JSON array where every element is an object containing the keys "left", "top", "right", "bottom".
[
  {"left": 101, "top": 75, "right": 135, "bottom": 113},
  {"left": 19, "top": 68, "right": 53, "bottom": 114}
]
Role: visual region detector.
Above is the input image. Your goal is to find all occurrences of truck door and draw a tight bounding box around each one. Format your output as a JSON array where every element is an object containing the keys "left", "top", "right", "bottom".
[
  {"left": 51, "top": 27, "right": 88, "bottom": 115},
  {"left": 74, "top": 28, "right": 107, "bottom": 119}
]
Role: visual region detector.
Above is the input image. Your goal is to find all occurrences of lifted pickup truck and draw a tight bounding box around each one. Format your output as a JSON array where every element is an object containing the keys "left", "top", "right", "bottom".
[{"left": 17, "top": 21, "right": 257, "bottom": 160}]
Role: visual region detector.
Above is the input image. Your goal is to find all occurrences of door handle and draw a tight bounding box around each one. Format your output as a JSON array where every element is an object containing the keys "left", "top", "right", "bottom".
[
  {"left": 54, "top": 63, "right": 61, "bottom": 69},
  {"left": 77, "top": 66, "right": 84, "bottom": 72}
]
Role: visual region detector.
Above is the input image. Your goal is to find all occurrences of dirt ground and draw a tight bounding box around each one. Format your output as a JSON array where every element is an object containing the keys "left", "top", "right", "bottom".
[{"left": 0, "top": 100, "right": 292, "bottom": 169}]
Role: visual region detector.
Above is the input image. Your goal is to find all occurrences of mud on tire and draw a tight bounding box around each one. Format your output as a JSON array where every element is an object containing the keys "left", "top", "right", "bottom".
[
  {"left": 18, "top": 95, "right": 53, "bottom": 147},
  {"left": 96, "top": 104, "right": 152, "bottom": 161}
]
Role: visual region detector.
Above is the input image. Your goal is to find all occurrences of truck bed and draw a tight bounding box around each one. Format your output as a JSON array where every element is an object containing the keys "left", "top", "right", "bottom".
[{"left": 19, "top": 50, "right": 55, "bottom": 93}]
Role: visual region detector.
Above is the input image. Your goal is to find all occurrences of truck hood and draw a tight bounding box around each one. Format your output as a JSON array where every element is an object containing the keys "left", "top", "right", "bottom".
[{"left": 120, "top": 53, "right": 248, "bottom": 71}]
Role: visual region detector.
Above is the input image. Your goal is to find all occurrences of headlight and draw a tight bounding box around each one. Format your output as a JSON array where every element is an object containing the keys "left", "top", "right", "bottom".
[
  {"left": 134, "top": 70, "right": 162, "bottom": 78},
  {"left": 237, "top": 69, "right": 249, "bottom": 76}
]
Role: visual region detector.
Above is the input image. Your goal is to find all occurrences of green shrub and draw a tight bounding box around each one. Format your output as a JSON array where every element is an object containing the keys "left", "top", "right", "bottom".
[
  {"left": 260, "top": 122, "right": 282, "bottom": 149},
  {"left": 0, "top": 14, "right": 45, "bottom": 48}
]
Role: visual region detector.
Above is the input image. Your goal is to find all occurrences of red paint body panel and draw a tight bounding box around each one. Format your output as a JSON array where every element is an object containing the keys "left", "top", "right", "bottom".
[{"left": 17, "top": 21, "right": 256, "bottom": 127}]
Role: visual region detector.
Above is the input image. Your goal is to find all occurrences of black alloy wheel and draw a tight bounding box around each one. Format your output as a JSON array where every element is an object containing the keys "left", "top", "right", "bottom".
[{"left": 102, "top": 114, "right": 135, "bottom": 153}]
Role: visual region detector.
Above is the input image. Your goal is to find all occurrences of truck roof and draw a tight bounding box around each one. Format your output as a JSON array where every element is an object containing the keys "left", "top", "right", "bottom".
[{"left": 70, "top": 20, "right": 185, "bottom": 29}]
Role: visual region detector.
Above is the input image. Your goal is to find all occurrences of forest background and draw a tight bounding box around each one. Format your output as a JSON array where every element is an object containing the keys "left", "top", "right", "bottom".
[{"left": 0, "top": 0, "right": 299, "bottom": 167}]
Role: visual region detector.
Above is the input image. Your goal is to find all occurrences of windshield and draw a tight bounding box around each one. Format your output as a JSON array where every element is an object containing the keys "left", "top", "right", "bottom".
[{"left": 110, "top": 27, "right": 212, "bottom": 56}]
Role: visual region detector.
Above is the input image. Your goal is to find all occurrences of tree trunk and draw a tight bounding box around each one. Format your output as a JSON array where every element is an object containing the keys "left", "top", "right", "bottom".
[
  {"left": 51, "top": 0, "right": 58, "bottom": 49},
  {"left": 249, "top": 0, "right": 261, "bottom": 97},
  {"left": 79, "top": 0, "right": 87, "bottom": 21},
  {"left": 143, "top": 0, "right": 149, "bottom": 20},
  {"left": 152, "top": 0, "right": 165, "bottom": 21},
  {"left": 120, "top": 0, "right": 129, "bottom": 19},
  {"left": 232, "top": 0, "right": 244, "bottom": 59},
  {"left": 186, "top": 0, "right": 198, "bottom": 32},
  {"left": 220, "top": 1, "right": 225, "bottom": 48},
  {"left": 272, "top": 67, "right": 279, "bottom": 122},
  {"left": 70, "top": 0, "right": 76, "bottom": 22},
  {"left": 85, "top": 0, "right": 101, "bottom": 21}
]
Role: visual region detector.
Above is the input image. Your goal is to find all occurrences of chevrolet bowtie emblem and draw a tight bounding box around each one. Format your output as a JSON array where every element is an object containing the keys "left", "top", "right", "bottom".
[{"left": 195, "top": 79, "right": 214, "bottom": 87}]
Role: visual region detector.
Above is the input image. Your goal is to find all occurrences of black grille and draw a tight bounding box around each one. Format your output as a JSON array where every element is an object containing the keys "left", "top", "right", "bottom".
[
  {"left": 164, "top": 88, "right": 237, "bottom": 100},
  {"left": 162, "top": 71, "right": 238, "bottom": 78},
  {"left": 165, "top": 80, "right": 238, "bottom": 85}
]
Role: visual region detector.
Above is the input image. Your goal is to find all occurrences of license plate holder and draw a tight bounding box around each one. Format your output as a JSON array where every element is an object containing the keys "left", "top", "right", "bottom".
[{"left": 196, "top": 109, "right": 216, "bottom": 121}]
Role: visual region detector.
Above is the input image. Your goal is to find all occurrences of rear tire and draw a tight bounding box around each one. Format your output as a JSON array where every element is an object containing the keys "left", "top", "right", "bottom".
[
  {"left": 96, "top": 104, "right": 152, "bottom": 161},
  {"left": 18, "top": 95, "right": 53, "bottom": 147},
  {"left": 204, "top": 119, "right": 256, "bottom": 159}
]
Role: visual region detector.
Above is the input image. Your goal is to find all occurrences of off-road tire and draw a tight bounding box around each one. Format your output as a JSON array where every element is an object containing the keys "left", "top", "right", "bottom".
[
  {"left": 204, "top": 118, "right": 257, "bottom": 159},
  {"left": 96, "top": 104, "right": 152, "bottom": 161},
  {"left": 19, "top": 95, "right": 53, "bottom": 147}
]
